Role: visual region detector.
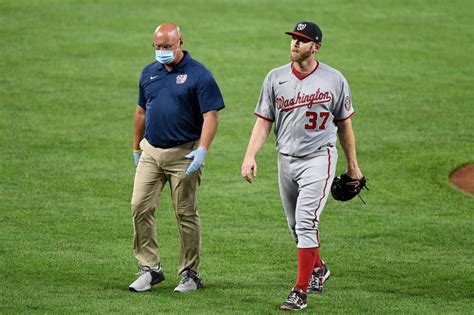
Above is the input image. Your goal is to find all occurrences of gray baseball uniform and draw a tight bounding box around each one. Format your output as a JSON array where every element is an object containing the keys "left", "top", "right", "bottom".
[{"left": 255, "top": 61, "right": 354, "bottom": 248}]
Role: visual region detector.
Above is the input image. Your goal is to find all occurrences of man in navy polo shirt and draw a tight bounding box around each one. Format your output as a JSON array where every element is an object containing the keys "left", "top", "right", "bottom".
[{"left": 129, "top": 22, "right": 225, "bottom": 293}]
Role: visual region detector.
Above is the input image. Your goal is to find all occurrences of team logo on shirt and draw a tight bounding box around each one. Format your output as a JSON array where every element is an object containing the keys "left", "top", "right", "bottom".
[
  {"left": 297, "top": 23, "right": 306, "bottom": 31},
  {"left": 275, "top": 89, "right": 332, "bottom": 112},
  {"left": 344, "top": 96, "right": 352, "bottom": 111},
  {"left": 176, "top": 74, "right": 187, "bottom": 84}
]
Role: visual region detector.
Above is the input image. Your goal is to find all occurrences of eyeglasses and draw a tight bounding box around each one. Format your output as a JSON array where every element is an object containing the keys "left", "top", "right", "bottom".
[{"left": 152, "top": 38, "right": 181, "bottom": 50}]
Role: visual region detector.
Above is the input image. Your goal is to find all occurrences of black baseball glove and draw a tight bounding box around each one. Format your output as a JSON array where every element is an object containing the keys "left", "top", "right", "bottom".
[{"left": 331, "top": 173, "right": 368, "bottom": 202}]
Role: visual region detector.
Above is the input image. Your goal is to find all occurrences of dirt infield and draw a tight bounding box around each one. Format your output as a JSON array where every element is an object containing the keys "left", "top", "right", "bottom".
[{"left": 449, "top": 164, "right": 474, "bottom": 195}]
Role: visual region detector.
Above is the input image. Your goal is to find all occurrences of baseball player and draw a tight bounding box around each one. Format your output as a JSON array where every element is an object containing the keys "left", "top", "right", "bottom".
[{"left": 241, "top": 21, "right": 363, "bottom": 311}]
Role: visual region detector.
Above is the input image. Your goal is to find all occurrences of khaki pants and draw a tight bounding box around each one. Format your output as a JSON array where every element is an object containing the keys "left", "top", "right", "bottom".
[{"left": 131, "top": 138, "right": 201, "bottom": 275}]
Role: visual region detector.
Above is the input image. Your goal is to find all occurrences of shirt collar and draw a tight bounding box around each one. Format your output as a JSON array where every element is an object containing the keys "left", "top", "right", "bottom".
[{"left": 174, "top": 51, "right": 191, "bottom": 71}]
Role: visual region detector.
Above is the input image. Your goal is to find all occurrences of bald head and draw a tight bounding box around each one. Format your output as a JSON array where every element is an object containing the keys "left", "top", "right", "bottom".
[{"left": 154, "top": 22, "right": 182, "bottom": 43}]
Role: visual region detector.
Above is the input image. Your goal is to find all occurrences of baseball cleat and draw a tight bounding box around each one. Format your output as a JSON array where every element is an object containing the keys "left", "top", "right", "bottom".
[
  {"left": 174, "top": 269, "right": 203, "bottom": 293},
  {"left": 307, "top": 262, "right": 331, "bottom": 294},
  {"left": 280, "top": 287, "right": 307, "bottom": 311},
  {"left": 129, "top": 265, "right": 165, "bottom": 292}
]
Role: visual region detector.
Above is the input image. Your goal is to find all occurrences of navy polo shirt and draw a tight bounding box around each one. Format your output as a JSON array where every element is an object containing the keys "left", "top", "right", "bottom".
[{"left": 137, "top": 51, "right": 225, "bottom": 148}]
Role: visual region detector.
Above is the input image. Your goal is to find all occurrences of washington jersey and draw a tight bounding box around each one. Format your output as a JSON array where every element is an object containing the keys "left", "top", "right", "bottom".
[{"left": 255, "top": 61, "right": 354, "bottom": 157}]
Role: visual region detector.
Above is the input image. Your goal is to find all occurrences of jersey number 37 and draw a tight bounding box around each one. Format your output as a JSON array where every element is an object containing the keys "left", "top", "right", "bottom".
[{"left": 304, "top": 111, "right": 329, "bottom": 130}]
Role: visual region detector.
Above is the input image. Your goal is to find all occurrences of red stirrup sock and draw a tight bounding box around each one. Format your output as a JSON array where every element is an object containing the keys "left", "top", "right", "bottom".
[
  {"left": 313, "top": 248, "right": 323, "bottom": 269},
  {"left": 294, "top": 247, "right": 318, "bottom": 292}
]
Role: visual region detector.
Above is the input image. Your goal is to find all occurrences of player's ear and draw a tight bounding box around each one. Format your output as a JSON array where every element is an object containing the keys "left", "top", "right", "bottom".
[{"left": 312, "top": 42, "right": 321, "bottom": 54}]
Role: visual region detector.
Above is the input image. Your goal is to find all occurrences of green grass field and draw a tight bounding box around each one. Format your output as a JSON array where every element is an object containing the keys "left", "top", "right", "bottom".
[{"left": 1, "top": 0, "right": 473, "bottom": 313}]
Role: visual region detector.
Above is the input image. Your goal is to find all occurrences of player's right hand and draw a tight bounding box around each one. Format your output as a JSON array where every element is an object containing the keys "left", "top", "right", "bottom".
[
  {"left": 133, "top": 150, "right": 142, "bottom": 166},
  {"left": 241, "top": 157, "right": 257, "bottom": 183}
]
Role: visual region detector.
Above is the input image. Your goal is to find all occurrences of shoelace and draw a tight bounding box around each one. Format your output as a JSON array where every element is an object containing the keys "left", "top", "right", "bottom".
[
  {"left": 309, "top": 275, "right": 320, "bottom": 288},
  {"left": 179, "top": 275, "right": 191, "bottom": 284},
  {"left": 286, "top": 292, "right": 302, "bottom": 304}
]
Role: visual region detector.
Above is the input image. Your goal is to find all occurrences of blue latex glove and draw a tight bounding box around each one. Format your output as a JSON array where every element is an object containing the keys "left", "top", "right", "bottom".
[
  {"left": 185, "top": 147, "right": 207, "bottom": 174},
  {"left": 133, "top": 150, "right": 142, "bottom": 166}
]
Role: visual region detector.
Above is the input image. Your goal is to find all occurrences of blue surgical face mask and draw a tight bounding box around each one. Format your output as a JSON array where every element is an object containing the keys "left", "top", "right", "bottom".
[{"left": 155, "top": 50, "right": 175, "bottom": 64}]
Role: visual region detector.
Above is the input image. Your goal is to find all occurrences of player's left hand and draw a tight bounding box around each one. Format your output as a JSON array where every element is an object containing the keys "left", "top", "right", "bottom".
[{"left": 185, "top": 146, "right": 207, "bottom": 174}]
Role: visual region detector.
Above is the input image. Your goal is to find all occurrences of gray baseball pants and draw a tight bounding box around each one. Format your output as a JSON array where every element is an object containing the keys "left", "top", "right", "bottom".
[{"left": 278, "top": 147, "right": 337, "bottom": 248}]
